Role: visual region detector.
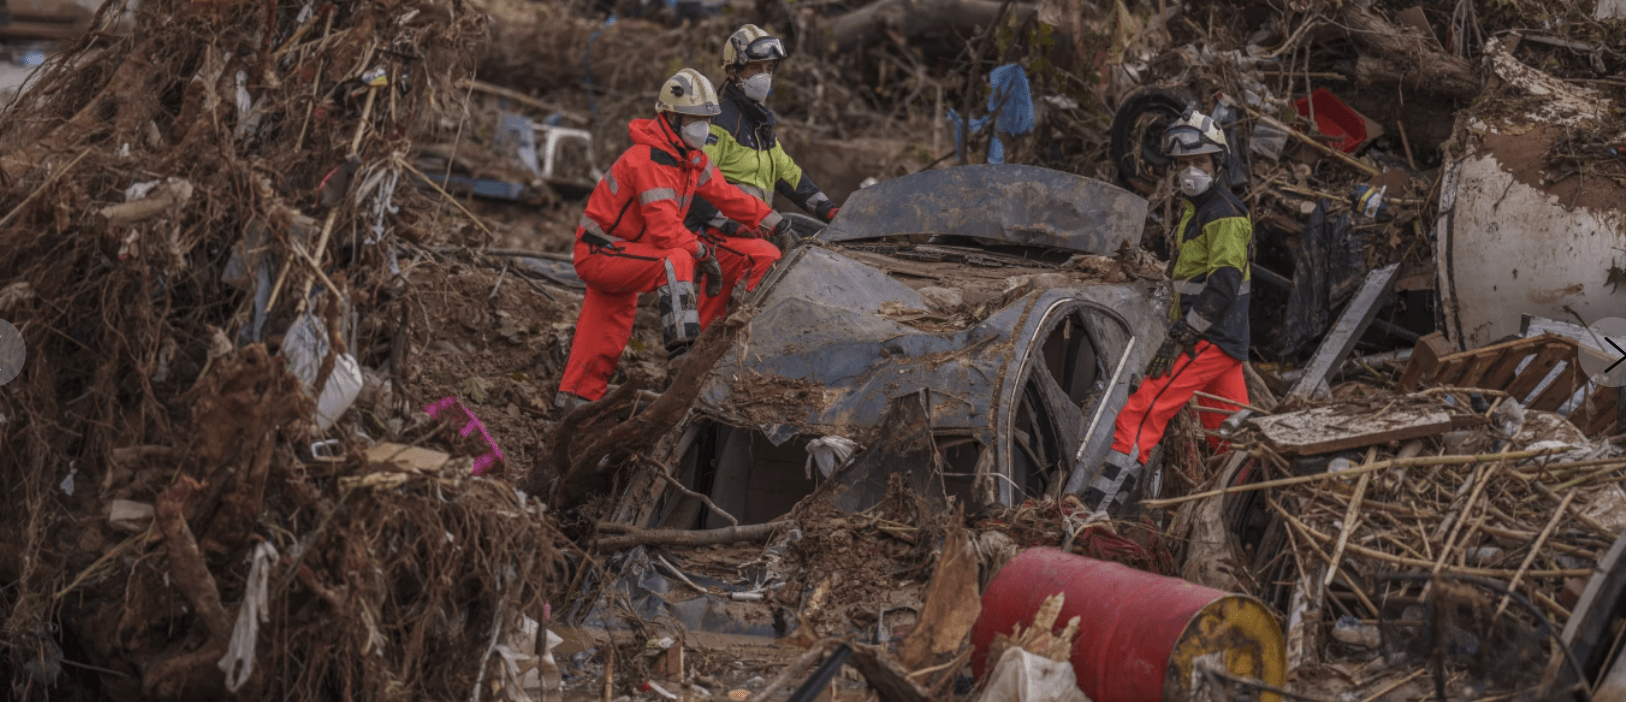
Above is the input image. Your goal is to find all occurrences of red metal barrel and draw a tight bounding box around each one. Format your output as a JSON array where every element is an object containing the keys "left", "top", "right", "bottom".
[{"left": 970, "top": 548, "right": 1284, "bottom": 702}]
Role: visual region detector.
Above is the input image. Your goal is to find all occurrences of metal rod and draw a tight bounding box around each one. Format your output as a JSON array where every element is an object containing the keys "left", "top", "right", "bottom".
[
  {"left": 1250, "top": 263, "right": 1293, "bottom": 291},
  {"left": 1370, "top": 317, "right": 1421, "bottom": 342},
  {"left": 786, "top": 644, "right": 854, "bottom": 702},
  {"left": 1279, "top": 348, "right": 1414, "bottom": 383},
  {"left": 1074, "top": 336, "right": 1137, "bottom": 465}
]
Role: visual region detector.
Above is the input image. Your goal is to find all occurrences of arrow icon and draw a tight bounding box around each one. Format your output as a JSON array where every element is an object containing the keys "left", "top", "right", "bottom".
[{"left": 1609, "top": 337, "right": 1626, "bottom": 373}]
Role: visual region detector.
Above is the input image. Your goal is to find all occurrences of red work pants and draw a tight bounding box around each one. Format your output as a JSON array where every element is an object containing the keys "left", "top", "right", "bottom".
[
  {"left": 558, "top": 238, "right": 698, "bottom": 402},
  {"left": 698, "top": 233, "right": 781, "bottom": 328},
  {"left": 1110, "top": 340, "right": 1248, "bottom": 465}
]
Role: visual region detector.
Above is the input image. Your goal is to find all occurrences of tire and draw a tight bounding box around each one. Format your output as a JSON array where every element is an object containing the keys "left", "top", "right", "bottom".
[
  {"left": 782, "top": 212, "right": 825, "bottom": 238},
  {"left": 1108, "top": 88, "right": 1191, "bottom": 196}
]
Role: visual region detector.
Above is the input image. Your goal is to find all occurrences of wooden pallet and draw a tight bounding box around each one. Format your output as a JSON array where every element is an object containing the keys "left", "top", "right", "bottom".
[{"left": 1398, "top": 331, "right": 1618, "bottom": 435}]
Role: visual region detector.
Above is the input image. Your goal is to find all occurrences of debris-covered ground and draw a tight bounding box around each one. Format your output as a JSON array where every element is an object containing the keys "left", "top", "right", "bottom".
[{"left": 8, "top": 0, "right": 1626, "bottom": 701}]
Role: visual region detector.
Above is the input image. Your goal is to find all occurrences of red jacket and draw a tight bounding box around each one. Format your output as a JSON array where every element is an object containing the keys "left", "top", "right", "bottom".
[{"left": 577, "top": 117, "right": 778, "bottom": 252}]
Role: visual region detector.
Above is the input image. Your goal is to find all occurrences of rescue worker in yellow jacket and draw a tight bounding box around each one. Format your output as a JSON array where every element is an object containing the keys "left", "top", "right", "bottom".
[
  {"left": 684, "top": 24, "right": 842, "bottom": 327},
  {"left": 1085, "top": 109, "right": 1254, "bottom": 514}
]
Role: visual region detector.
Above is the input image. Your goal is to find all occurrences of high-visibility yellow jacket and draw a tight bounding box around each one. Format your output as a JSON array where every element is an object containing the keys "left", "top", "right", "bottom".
[
  {"left": 684, "top": 81, "right": 835, "bottom": 233},
  {"left": 1168, "top": 185, "right": 1253, "bottom": 361}
]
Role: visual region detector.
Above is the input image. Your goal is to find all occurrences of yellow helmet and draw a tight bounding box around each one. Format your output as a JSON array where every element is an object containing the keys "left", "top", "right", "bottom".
[
  {"left": 655, "top": 68, "right": 721, "bottom": 117},
  {"left": 722, "top": 24, "right": 787, "bottom": 70}
]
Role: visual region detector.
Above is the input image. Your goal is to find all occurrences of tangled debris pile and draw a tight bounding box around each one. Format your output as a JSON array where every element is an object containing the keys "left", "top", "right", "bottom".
[
  {"left": 0, "top": 0, "right": 574, "bottom": 700},
  {"left": 11, "top": 0, "right": 1626, "bottom": 700}
]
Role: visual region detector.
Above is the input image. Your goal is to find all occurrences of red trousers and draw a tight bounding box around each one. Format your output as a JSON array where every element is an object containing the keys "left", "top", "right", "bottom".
[
  {"left": 1110, "top": 340, "right": 1248, "bottom": 465},
  {"left": 698, "top": 233, "right": 781, "bottom": 328},
  {"left": 558, "top": 238, "right": 698, "bottom": 402}
]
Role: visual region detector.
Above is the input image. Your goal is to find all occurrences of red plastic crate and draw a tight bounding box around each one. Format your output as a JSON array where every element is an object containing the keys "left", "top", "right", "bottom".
[{"left": 1293, "top": 88, "right": 1368, "bottom": 154}]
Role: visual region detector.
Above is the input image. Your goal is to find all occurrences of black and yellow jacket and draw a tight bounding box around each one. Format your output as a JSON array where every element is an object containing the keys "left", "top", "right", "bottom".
[
  {"left": 1169, "top": 184, "right": 1252, "bottom": 361},
  {"left": 683, "top": 81, "right": 835, "bottom": 232}
]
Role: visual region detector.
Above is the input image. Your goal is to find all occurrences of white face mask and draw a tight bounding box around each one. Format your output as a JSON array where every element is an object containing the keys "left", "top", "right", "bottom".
[
  {"left": 1177, "top": 165, "right": 1213, "bottom": 197},
  {"left": 681, "top": 119, "right": 710, "bottom": 150},
  {"left": 741, "top": 73, "right": 772, "bottom": 102}
]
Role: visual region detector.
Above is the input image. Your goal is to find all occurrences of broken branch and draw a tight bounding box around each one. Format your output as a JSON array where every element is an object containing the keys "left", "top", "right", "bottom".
[
  {"left": 554, "top": 309, "right": 752, "bottom": 508},
  {"left": 1243, "top": 105, "right": 1382, "bottom": 177},
  {"left": 593, "top": 520, "right": 795, "bottom": 551},
  {"left": 1141, "top": 447, "right": 1561, "bottom": 508},
  {"left": 647, "top": 455, "right": 739, "bottom": 527}
]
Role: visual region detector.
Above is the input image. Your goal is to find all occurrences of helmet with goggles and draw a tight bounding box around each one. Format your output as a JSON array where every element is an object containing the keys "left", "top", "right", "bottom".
[
  {"left": 1162, "top": 108, "right": 1228, "bottom": 157},
  {"left": 722, "top": 24, "right": 788, "bottom": 71}
]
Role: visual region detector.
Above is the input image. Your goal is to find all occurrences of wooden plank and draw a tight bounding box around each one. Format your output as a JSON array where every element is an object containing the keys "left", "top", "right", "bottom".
[
  {"left": 1570, "top": 386, "right": 1598, "bottom": 430},
  {"left": 1618, "top": 385, "right": 1626, "bottom": 436},
  {"left": 9, "top": 0, "right": 93, "bottom": 25},
  {"left": 1288, "top": 263, "right": 1400, "bottom": 401},
  {"left": 1433, "top": 357, "right": 1468, "bottom": 387},
  {"left": 1531, "top": 361, "right": 1580, "bottom": 412},
  {"left": 0, "top": 21, "right": 86, "bottom": 40},
  {"left": 1398, "top": 332, "right": 1453, "bottom": 391},
  {"left": 1479, "top": 349, "right": 1533, "bottom": 391},
  {"left": 1454, "top": 352, "right": 1501, "bottom": 388},
  {"left": 1590, "top": 387, "right": 1625, "bottom": 437},
  {"left": 1507, "top": 342, "right": 1574, "bottom": 402},
  {"left": 1582, "top": 390, "right": 1618, "bottom": 437},
  {"left": 1447, "top": 331, "right": 1570, "bottom": 361},
  {"left": 1253, "top": 404, "right": 1458, "bottom": 456},
  {"left": 1523, "top": 314, "right": 1609, "bottom": 355}
]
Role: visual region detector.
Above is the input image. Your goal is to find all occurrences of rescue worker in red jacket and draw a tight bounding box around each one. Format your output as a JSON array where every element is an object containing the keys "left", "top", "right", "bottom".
[
  {"left": 1085, "top": 109, "right": 1253, "bottom": 514},
  {"left": 555, "top": 69, "right": 795, "bottom": 413}
]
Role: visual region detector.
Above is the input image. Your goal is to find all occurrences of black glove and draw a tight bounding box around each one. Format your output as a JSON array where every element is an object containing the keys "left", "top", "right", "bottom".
[
  {"left": 768, "top": 217, "right": 800, "bottom": 252},
  {"left": 1145, "top": 319, "right": 1202, "bottom": 380},
  {"left": 695, "top": 243, "right": 723, "bottom": 298}
]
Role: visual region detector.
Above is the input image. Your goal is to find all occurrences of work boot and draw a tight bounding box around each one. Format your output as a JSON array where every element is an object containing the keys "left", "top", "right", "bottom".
[
  {"left": 657, "top": 280, "right": 701, "bottom": 347},
  {"left": 665, "top": 339, "right": 694, "bottom": 378},
  {"left": 552, "top": 391, "right": 589, "bottom": 418},
  {"left": 1082, "top": 450, "right": 1143, "bottom": 515}
]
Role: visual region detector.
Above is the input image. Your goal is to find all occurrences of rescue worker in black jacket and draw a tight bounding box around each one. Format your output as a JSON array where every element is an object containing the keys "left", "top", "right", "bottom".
[
  {"left": 684, "top": 24, "right": 841, "bottom": 328},
  {"left": 1085, "top": 108, "right": 1254, "bottom": 514}
]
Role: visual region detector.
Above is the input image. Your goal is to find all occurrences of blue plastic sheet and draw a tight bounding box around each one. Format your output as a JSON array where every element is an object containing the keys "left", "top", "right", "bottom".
[{"left": 946, "top": 63, "right": 1034, "bottom": 164}]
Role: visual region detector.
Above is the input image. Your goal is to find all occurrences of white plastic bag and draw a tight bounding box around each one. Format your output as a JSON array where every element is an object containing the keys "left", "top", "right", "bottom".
[
  {"left": 977, "top": 648, "right": 1091, "bottom": 702},
  {"left": 282, "top": 310, "right": 363, "bottom": 431},
  {"left": 804, "top": 436, "right": 858, "bottom": 479}
]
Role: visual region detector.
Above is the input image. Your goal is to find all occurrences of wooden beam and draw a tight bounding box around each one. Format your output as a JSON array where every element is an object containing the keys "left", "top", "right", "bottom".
[
  {"left": 1252, "top": 404, "right": 1465, "bottom": 456},
  {"left": 1288, "top": 262, "right": 1401, "bottom": 401},
  {"left": 1506, "top": 342, "right": 1575, "bottom": 403},
  {"left": 0, "top": 20, "right": 86, "bottom": 41}
]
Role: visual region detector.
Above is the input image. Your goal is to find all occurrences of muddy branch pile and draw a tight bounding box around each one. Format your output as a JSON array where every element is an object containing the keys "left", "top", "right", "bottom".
[{"left": 0, "top": 1, "right": 571, "bottom": 700}]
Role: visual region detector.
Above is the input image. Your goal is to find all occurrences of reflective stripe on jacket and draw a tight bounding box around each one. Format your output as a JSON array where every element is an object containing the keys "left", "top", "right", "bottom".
[
  {"left": 578, "top": 117, "right": 779, "bottom": 252},
  {"left": 684, "top": 82, "right": 834, "bottom": 232},
  {"left": 1168, "top": 184, "right": 1252, "bottom": 361}
]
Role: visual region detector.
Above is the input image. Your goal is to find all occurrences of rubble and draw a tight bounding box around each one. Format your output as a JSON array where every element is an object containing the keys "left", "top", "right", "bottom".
[{"left": 11, "top": 0, "right": 1626, "bottom": 700}]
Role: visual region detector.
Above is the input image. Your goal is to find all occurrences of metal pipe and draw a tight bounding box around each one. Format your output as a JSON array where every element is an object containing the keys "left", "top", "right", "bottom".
[
  {"left": 1370, "top": 317, "right": 1421, "bottom": 343},
  {"left": 786, "top": 644, "right": 853, "bottom": 702},
  {"left": 1250, "top": 264, "right": 1293, "bottom": 291},
  {"left": 1278, "top": 348, "right": 1413, "bottom": 383}
]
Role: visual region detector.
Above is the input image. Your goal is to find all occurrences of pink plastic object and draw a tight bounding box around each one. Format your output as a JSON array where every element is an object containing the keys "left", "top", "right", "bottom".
[{"left": 424, "top": 396, "right": 506, "bottom": 475}]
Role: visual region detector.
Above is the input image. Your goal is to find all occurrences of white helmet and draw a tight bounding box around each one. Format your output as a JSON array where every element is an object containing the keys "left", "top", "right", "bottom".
[
  {"left": 1162, "top": 108, "right": 1227, "bottom": 157},
  {"left": 722, "top": 24, "right": 787, "bottom": 71},
  {"left": 655, "top": 68, "right": 722, "bottom": 117}
]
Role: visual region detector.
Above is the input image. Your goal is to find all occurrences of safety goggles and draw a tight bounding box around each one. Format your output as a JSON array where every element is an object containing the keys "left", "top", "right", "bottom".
[
  {"left": 741, "top": 36, "right": 787, "bottom": 63},
  {"left": 1163, "top": 125, "right": 1209, "bottom": 153}
]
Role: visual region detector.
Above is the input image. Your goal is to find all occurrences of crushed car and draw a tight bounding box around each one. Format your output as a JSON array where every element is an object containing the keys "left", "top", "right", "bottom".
[{"left": 621, "top": 164, "right": 1172, "bottom": 531}]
